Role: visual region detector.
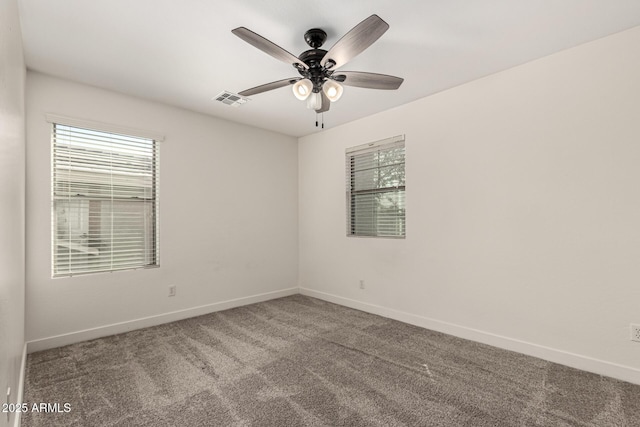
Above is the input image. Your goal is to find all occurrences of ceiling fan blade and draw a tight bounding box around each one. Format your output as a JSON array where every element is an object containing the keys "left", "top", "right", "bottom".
[
  {"left": 316, "top": 91, "right": 330, "bottom": 113},
  {"left": 232, "top": 27, "right": 308, "bottom": 70},
  {"left": 238, "top": 78, "right": 300, "bottom": 97},
  {"left": 333, "top": 71, "right": 404, "bottom": 90},
  {"left": 321, "top": 15, "right": 389, "bottom": 70}
]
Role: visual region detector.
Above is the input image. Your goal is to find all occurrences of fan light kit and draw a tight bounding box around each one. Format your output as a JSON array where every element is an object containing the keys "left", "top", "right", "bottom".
[
  {"left": 292, "top": 79, "right": 313, "bottom": 100},
  {"left": 322, "top": 79, "right": 343, "bottom": 102},
  {"left": 232, "top": 14, "right": 403, "bottom": 128}
]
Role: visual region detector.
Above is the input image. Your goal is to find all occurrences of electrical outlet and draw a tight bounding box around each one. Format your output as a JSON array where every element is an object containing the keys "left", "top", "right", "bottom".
[
  {"left": 359, "top": 280, "right": 365, "bottom": 290},
  {"left": 168, "top": 285, "right": 176, "bottom": 297},
  {"left": 631, "top": 324, "right": 640, "bottom": 342}
]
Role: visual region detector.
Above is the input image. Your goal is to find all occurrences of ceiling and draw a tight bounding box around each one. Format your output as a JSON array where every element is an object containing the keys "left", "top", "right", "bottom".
[{"left": 17, "top": 1, "right": 640, "bottom": 137}]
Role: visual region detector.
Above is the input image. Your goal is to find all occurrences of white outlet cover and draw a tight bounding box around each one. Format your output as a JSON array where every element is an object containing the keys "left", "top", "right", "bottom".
[{"left": 631, "top": 324, "right": 640, "bottom": 342}]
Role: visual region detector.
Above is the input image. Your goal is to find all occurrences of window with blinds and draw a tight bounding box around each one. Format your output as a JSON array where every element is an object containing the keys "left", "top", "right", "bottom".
[
  {"left": 52, "top": 122, "right": 159, "bottom": 277},
  {"left": 346, "top": 135, "right": 405, "bottom": 238}
]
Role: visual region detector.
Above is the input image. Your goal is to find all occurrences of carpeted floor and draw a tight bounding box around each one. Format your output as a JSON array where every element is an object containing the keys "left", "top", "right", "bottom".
[{"left": 23, "top": 295, "right": 640, "bottom": 426}]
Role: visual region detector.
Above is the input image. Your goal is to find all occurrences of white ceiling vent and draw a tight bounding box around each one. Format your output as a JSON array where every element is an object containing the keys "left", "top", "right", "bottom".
[{"left": 213, "top": 91, "right": 249, "bottom": 107}]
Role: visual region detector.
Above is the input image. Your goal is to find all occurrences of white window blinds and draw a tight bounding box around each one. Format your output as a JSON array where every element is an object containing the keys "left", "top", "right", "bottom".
[
  {"left": 52, "top": 122, "right": 159, "bottom": 277},
  {"left": 346, "top": 135, "right": 405, "bottom": 238}
]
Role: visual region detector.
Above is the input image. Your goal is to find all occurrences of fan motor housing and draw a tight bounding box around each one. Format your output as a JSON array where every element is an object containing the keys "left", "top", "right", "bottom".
[
  {"left": 297, "top": 48, "right": 330, "bottom": 92},
  {"left": 298, "top": 49, "right": 327, "bottom": 67}
]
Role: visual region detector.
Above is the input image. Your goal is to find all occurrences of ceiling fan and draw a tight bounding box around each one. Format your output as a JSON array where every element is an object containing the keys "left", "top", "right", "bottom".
[{"left": 231, "top": 14, "right": 404, "bottom": 115}]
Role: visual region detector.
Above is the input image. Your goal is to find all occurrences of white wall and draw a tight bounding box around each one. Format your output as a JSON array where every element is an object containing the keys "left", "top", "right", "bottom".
[
  {"left": 0, "top": 0, "right": 26, "bottom": 425},
  {"left": 299, "top": 26, "right": 640, "bottom": 384},
  {"left": 26, "top": 72, "right": 298, "bottom": 349}
]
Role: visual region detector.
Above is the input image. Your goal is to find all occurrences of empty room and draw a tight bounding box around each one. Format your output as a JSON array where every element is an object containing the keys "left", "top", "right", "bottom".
[{"left": 2, "top": 0, "right": 640, "bottom": 426}]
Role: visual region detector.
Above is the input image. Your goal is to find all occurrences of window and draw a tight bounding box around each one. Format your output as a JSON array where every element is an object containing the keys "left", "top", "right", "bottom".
[
  {"left": 346, "top": 135, "right": 405, "bottom": 238},
  {"left": 51, "top": 121, "right": 159, "bottom": 277}
]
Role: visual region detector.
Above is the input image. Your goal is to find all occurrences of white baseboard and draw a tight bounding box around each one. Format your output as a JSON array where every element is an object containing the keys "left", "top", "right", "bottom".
[
  {"left": 26, "top": 287, "right": 298, "bottom": 353},
  {"left": 299, "top": 287, "right": 640, "bottom": 386},
  {"left": 14, "top": 343, "right": 27, "bottom": 427},
  {"left": 25, "top": 286, "right": 640, "bottom": 386}
]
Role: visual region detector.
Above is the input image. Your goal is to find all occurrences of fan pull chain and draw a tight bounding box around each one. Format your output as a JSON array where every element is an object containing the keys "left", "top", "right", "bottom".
[{"left": 315, "top": 113, "right": 325, "bottom": 129}]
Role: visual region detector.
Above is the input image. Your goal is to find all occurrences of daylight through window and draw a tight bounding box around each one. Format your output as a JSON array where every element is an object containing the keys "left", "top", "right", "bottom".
[
  {"left": 346, "top": 135, "right": 405, "bottom": 238},
  {"left": 52, "top": 122, "right": 159, "bottom": 277}
]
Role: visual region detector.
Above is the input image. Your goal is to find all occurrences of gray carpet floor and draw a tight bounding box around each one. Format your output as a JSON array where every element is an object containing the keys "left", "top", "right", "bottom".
[{"left": 23, "top": 295, "right": 640, "bottom": 426}]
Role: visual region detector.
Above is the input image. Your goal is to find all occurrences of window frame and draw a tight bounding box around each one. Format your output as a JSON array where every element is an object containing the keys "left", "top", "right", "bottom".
[
  {"left": 48, "top": 115, "right": 163, "bottom": 277},
  {"left": 345, "top": 135, "right": 406, "bottom": 239}
]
